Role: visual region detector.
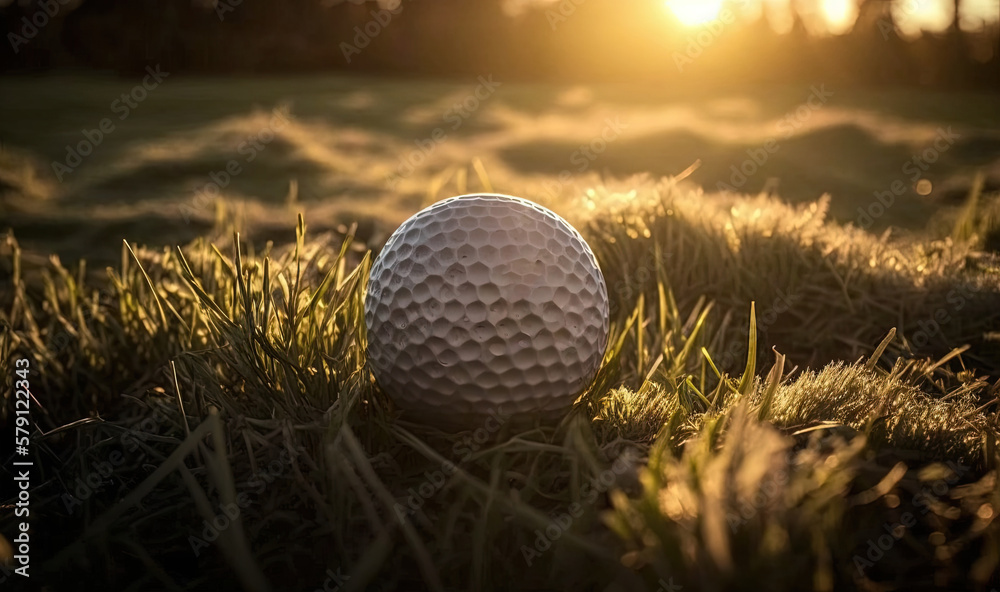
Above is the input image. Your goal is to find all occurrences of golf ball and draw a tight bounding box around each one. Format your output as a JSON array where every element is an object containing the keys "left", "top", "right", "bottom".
[{"left": 364, "top": 193, "right": 609, "bottom": 426}]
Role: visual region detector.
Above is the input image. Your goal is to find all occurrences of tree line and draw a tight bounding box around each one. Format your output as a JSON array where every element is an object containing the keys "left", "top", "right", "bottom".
[{"left": 2, "top": 0, "right": 998, "bottom": 88}]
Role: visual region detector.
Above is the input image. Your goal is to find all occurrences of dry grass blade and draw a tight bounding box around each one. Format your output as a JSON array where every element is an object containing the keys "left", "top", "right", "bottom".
[
  {"left": 736, "top": 302, "right": 757, "bottom": 396},
  {"left": 392, "top": 425, "right": 617, "bottom": 561},
  {"left": 472, "top": 157, "right": 493, "bottom": 193},
  {"left": 123, "top": 239, "right": 168, "bottom": 327},
  {"left": 199, "top": 415, "right": 271, "bottom": 592},
  {"left": 338, "top": 426, "right": 445, "bottom": 592},
  {"left": 757, "top": 348, "right": 786, "bottom": 422},
  {"left": 6, "top": 176, "right": 999, "bottom": 591},
  {"left": 44, "top": 412, "right": 219, "bottom": 570},
  {"left": 342, "top": 527, "right": 396, "bottom": 592},
  {"left": 865, "top": 327, "right": 896, "bottom": 371}
]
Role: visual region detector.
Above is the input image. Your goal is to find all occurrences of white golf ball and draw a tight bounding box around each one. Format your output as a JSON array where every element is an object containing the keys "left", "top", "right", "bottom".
[{"left": 364, "top": 193, "right": 610, "bottom": 426}]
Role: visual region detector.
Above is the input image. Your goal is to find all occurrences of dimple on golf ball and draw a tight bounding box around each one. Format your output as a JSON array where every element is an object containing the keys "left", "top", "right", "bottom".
[{"left": 364, "top": 193, "right": 610, "bottom": 426}]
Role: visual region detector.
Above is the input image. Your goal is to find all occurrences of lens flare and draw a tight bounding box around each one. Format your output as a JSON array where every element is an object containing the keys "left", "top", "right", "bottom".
[
  {"left": 664, "top": 0, "right": 725, "bottom": 26},
  {"left": 820, "top": 0, "right": 858, "bottom": 33}
]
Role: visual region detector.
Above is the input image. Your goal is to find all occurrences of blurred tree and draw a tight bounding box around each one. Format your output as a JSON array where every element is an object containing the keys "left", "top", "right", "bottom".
[{"left": 0, "top": 0, "right": 996, "bottom": 87}]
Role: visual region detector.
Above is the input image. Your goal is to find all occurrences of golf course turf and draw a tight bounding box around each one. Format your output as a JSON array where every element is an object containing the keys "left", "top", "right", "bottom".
[{"left": 1, "top": 75, "right": 999, "bottom": 591}]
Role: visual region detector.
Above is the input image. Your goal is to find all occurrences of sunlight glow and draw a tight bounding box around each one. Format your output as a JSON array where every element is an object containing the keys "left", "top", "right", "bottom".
[
  {"left": 892, "top": 0, "right": 954, "bottom": 36},
  {"left": 671, "top": 0, "right": 1000, "bottom": 35},
  {"left": 664, "top": 0, "right": 726, "bottom": 26},
  {"left": 820, "top": 0, "right": 858, "bottom": 33}
]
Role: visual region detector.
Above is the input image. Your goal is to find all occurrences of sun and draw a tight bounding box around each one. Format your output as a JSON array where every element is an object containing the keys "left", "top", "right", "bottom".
[{"left": 664, "top": 0, "right": 725, "bottom": 26}]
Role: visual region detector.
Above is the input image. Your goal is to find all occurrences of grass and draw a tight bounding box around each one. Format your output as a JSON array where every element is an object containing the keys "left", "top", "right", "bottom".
[
  {"left": 3, "top": 73, "right": 1000, "bottom": 271},
  {"left": 2, "top": 174, "right": 999, "bottom": 591}
]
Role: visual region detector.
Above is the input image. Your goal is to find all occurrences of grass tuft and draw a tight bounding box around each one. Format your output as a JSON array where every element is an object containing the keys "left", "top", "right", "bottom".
[{"left": 2, "top": 181, "right": 999, "bottom": 591}]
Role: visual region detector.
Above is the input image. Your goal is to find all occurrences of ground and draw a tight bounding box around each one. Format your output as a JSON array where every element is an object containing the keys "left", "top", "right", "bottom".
[
  {"left": 1, "top": 74, "right": 999, "bottom": 591},
  {"left": 2, "top": 74, "right": 1000, "bottom": 265}
]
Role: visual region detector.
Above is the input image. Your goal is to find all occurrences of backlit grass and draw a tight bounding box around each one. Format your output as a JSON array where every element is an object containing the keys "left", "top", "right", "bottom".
[{"left": 1, "top": 180, "right": 999, "bottom": 591}]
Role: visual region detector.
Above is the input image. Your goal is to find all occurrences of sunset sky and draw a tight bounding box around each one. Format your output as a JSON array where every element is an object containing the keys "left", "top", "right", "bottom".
[{"left": 661, "top": 0, "right": 999, "bottom": 35}]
